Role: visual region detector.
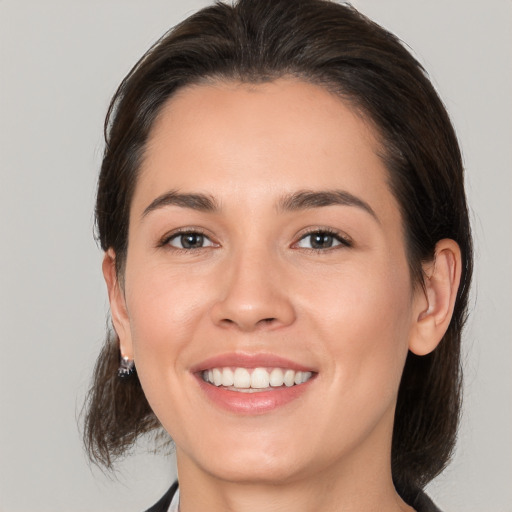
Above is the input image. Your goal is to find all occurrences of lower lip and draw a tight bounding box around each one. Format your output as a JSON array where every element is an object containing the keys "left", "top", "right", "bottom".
[{"left": 195, "top": 375, "right": 314, "bottom": 415}]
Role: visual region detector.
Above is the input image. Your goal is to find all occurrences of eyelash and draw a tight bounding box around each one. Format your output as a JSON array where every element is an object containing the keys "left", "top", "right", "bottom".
[
  {"left": 158, "top": 227, "right": 352, "bottom": 252},
  {"left": 293, "top": 228, "right": 353, "bottom": 252},
  {"left": 159, "top": 228, "right": 217, "bottom": 252}
]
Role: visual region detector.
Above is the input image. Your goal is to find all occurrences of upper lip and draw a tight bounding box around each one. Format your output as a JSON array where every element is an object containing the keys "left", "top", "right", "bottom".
[{"left": 190, "top": 352, "right": 316, "bottom": 373}]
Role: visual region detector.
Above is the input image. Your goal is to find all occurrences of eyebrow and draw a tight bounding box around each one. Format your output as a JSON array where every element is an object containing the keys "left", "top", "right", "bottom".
[
  {"left": 278, "top": 189, "right": 379, "bottom": 222},
  {"left": 141, "top": 188, "right": 378, "bottom": 222},
  {"left": 142, "top": 190, "right": 220, "bottom": 218}
]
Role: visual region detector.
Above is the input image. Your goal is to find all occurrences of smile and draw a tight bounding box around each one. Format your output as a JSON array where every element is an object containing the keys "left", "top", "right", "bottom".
[
  {"left": 202, "top": 367, "right": 314, "bottom": 391},
  {"left": 193, "top": 354, "right": 317, "bottom": 414}
]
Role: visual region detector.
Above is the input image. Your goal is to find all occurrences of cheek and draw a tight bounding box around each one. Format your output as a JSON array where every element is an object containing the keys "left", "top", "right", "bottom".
[
  {"left": 309, "top": 260, "right": 414, "bottom": 395},
  {"left": 308, "top": 253, "right": 412, "bottom": 333},
  {"left": 124, "top": 263, "right": 208, "bottom": 368},
  {"left": 122, "top": 264, "right": 215, "bottom": 421}
]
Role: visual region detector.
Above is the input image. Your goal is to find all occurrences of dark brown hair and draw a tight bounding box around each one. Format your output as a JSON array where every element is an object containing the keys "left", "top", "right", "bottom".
[{"left": 84, "top": 0, "right": 472, "bottom": 500}]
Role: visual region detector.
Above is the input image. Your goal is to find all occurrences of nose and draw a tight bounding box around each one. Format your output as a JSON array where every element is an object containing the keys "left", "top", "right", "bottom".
[{"left": 210, "top": 248, "right": 297, "bottom": 332}]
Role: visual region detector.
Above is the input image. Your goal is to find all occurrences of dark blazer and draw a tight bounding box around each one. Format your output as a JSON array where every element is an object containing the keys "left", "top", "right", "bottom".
[
  {"left": 145, "top": 482, "right": 178, "bottom": 512},
  {"left": 144, "top": 481, "right": 442, "bottom": 512}
]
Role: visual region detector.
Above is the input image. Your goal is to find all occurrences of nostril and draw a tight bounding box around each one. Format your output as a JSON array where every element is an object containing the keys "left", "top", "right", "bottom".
[{"left": 220, "top": 317, "right": 277, "bottom": 328}]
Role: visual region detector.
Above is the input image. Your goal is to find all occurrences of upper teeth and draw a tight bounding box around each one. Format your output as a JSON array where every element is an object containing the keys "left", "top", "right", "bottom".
[{"left": 202, "top": 367, "right": 313, "bottom": 389}]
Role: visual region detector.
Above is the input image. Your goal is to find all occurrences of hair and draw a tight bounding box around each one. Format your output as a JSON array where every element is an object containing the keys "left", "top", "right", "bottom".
[{"left": 83, "top": 0, "right": 472, "bottom": 500}]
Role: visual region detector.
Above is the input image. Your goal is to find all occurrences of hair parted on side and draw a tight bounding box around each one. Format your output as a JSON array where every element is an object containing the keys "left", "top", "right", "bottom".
[{"left": 83, "top": 0, "right": 472, "bottom": 500}]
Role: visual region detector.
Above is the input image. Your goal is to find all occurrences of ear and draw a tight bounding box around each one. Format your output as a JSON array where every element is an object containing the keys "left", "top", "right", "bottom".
[
  {"left": 102, "top": 249, "right": 133, "bottom": 359},
  {"left": 409, "top": 239, "right": 462, "bottom": 356}
]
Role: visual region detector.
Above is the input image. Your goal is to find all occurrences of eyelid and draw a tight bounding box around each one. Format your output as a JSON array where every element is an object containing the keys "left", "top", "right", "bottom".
[
  {"left": 158, "top": 227, "right": 219, "bottom": 249},
  {"left": 157, "top": 226, "right": 351, "bottom": 251},
  {"left": 292, "top": 227, "right": 353, "bottom": 250}
]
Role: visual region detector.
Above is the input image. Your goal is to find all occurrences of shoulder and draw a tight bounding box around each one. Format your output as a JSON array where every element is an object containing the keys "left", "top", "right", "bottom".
[
  {"left": 144, "top": 481, "right": 179, "bottom": 512},
  {"left": 409, "top": 489, "right": 443, "bottom": 512}
]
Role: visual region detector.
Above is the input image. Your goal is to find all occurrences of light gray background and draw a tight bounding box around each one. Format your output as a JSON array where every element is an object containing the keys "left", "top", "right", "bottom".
[{"left": 0, "top": 1, "right": 510, "bottom": 511}]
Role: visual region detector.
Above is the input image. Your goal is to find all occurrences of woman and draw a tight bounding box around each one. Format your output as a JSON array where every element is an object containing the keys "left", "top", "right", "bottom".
[{"left": 83, "top": 0, "right": 472, "bottom": 510}]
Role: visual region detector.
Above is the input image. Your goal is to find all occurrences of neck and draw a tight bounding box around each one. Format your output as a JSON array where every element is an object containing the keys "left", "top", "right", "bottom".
[{"left": 175, "top": 426, "right": 414, "bottom": 512}]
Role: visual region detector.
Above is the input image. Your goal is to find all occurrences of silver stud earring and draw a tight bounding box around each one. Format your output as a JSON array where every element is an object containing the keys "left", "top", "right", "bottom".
[{"left": 118, "top": 355, "right": 135, "bottom": 379}]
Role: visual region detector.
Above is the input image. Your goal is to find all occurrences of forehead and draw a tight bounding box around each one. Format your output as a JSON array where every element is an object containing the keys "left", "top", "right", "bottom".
[{"left": 133, "top": 78, "right": 397, "bottom": 221}]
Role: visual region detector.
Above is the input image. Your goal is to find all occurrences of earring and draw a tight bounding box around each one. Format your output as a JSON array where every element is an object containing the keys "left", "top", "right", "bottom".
[{"left": 118, "top": 355, "right": 135, "bottom": 379}]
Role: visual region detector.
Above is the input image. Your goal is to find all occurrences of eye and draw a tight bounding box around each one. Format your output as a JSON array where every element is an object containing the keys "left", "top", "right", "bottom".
[
  {"left": 295, "top": 230, "right": 351, "bottom": 250},
  {"left": 166, "top": 231, "right": 215, "bottom": 250}
]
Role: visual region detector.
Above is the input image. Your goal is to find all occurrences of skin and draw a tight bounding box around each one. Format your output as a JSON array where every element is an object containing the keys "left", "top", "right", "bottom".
[{"left": 104, "top": 79, "right": 461, "bottom": 512}]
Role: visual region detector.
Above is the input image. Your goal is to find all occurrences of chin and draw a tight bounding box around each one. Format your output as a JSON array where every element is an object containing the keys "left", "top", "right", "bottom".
[
  {"left": 193, "top": 423, "right": 341, "bottom": 486},
  {"left": 201, "top": 451, "right": 308, "bottom": 485}
]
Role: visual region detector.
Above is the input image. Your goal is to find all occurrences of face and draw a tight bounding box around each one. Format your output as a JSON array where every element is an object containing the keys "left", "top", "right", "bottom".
[{"left": 111, "top": 79, "right": 425, "bottom": 485}]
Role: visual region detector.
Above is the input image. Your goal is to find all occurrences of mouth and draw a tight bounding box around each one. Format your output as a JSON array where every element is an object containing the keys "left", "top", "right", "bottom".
[
  {"left": 193, "top": 354, "right": 317, "bottom": 414},
  {"left": 201, "top": 366, "right": 314, "bottom": 392}
]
